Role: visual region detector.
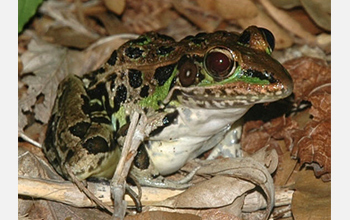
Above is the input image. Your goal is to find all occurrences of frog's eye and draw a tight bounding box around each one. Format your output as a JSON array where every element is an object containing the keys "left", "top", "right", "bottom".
[
  {"left": 258, "top": 28, "right": 275, "bottom": 51},
  {"left": 204, "top": 47, "right": 236, "bottom": 81}
]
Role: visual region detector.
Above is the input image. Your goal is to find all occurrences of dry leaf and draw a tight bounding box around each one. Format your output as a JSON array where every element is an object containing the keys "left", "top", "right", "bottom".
[
  {"left": 38, "top": 1, "right": 100, "bottom": 41},
  {"left": 125, "top": 211, "right": 201, "bottom": 220},
  {"left": 300, "top": 0, "right": 331, "bottom": 31},
  {"left": 270, "top": 0, "right": 331, "bottom": 31},
  {"left": 291, "top": 89, "right": 331, "bottom": 181},
  {"left": 237, "top": 6, "right": 293, "bottom": 49},
  {"left": 286, "top": 8, "right": 324, "bottom": 35},
  {"left": 122, "top": 0, "right": 175, "bottom": 33},
  {"left": 19, "top": 33, "right": 129, "bottom": 134},
  {"left": 258, "top": 0, "right": 316, "bottom": 44},
  {"left": 172, "top": 0, "right": 223, "bottom": 32},
  {"left": 242, "top": 116, "right": 298, "bottom": 154},
  {"left": 158, "top": 157, "right": 275, "bottom": 220},
  {"left": 292, "top": 169, "right": 331, "bottom": 219},
  {"left": 269, "top": 0, "right": 301, "bottom": 9},
  {"left": 196, "top": 0, "right": 258, "bottom": 20},
  {"left": 19, "top": 35, "right": 76, "bottom": 128},
  {"left": 104, "top": 0, "right": 126, "bottom": 15},
  {"left": 283, "top": 56, "right": 331, "bottom": 103}
]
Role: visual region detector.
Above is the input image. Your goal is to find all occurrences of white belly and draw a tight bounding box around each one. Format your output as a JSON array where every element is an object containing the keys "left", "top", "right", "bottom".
[{"left": 146, "top": 105, "right": 252, "bottom": 175}]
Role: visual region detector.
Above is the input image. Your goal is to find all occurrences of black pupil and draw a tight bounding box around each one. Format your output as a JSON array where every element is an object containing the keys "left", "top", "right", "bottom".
[{"left": 206, "top": 52, "right": 231, "bottom": 76}]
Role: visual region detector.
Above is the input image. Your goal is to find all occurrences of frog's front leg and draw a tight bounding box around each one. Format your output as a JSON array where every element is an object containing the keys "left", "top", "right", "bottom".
[{"left": 129, "top": 111, "right": 198, "bottom": 189}]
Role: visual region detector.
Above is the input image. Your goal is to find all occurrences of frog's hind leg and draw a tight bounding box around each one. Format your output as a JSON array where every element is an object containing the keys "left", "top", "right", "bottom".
[
  {"left": 130, "top": 165, "right": 199, "bottom": 189},
  {"left": 65, "top": 164, "right": 114, "bottom": 213}
]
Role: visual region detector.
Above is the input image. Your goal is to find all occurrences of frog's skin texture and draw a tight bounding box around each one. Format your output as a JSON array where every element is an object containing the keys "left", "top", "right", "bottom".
[{"left": 43, "top": 26, "right": 293, "bottom": 184}]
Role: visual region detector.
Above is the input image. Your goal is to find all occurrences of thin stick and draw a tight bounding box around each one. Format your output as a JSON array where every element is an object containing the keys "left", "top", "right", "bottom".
[{"left": 110, "top": 112, "right": 146, "bottom": 220}]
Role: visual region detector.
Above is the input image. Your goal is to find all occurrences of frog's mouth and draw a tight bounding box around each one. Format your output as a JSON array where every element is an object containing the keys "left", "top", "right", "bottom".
[{"left": 166, "top": 80, "right": 293, "bottom": 108}]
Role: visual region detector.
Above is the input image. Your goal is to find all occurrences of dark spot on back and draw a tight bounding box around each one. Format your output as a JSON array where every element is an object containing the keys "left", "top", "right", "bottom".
[
  {"left": 66, "top": 149, "right": 74, "bottom": 162},
  {"left": 154, "top": 64, "right": 176, "bottom": 86},
  {"left": 91, "top": 116, "right": 111, "bottom": 124},
  {"left": 133, "top": 143, "right": 149, "bottom": 170},
  {"left": 157, "top": 46, "right": 175, "bottom": 56},
  {"left": 125, "top": 47, "right": 144, "bottom": 59},
  {"left": 83, "top": 136, "right": 110, "bottom": 154},
  {"left": 140, "top": 85, "right": 149, "bottom": 98},
  {"left": 69, "top": 122, "right": 90, "bottom": 138},
  {"left": 115, "top": 84, "right": 127, "bottom": 104},
  {"left": 107, "top": 50, "right": 118, "bottom": 66},
  {"left": 157, "top": 33, "right": 175, "bottom": 42},
  {"left": 118, "top": 123, "right": 130, "bottom": 137},
  {"left": 87, "top": 83, "right": 108, "bottom": 101},
  {"left": 43, "top": 114, "right": 57, "bottom": 151},
  {"left": 128, "top": 69, "right": 143, "bottom": 88},
  {"left": 132, "top": 37, "right": 149, "bottom": 45}
]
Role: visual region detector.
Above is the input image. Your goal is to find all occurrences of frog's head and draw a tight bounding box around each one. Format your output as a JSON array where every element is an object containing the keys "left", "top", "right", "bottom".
[{"left": 166, "top": 26, "right": 293, "bottom": 108}]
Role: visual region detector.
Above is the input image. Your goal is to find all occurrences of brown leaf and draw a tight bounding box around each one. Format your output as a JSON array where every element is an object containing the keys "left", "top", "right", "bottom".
[
  {"left": 19, "top": 33, "right": 128, "bottom": 133},
  {"left": 308, "top": 88, "right": 331, "bottom": 122},
  {"left": 290, "top": 72, "right": 331, "bottom": 181},
  {"left": 291, "top": 108, "right": 331, "bottom": 180},
  {"left": 292, "top": 169, "right": 331, "bottom": 219},
  {"left": 300, "top": 0, "right": 331, "bottom": 31},
  {"left": 125, "top": 211, "right": 201, "bottom": 220},
  {"left": 161, "top": 175, "right": 254, "bottom": 208},
  {"left": 172, "top": 0, "right": 223, "bottom": 32},
  {"left": 122, "top": 0, "right": 176, "bottom": 34},
  {"left": 196, "top": 0, "right": 258, "bottom": 20},
  {"left": 283, "top": 57, "right": 331, "bottom": 103},
  {"left": 258, "top": 0, "right": 316, "bottom": 44},
  {"left": 19, "top": 36, "right": 74, "bottom": 127},
  {"left": 166, "top": 157, "right": 275, "bottom": 219},
  {"left": 104, "top": 0, "right": 126, "bottom": 15},
  {"left": 241, "top": 116, "right": 298, "bottom": 154},
  {"left": 237, "top": 7, "right": 294, "bottom": 49},
  {"left": 37, "top": 1, "right": 100, "bottom": 48}
]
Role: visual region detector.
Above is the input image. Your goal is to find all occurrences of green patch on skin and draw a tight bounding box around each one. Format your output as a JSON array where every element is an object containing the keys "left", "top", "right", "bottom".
[
  {"left": 266, "top": 47, "right": 272, "bottom": 55},
  {"left": 133, "top": 36, "right": 152, "bottom": 46},
  {"left": 139, "top": 69, "right": 178, "bottom": 110},
  {"left": 112, "top": 106, "right": 126, "bottom": 131}
]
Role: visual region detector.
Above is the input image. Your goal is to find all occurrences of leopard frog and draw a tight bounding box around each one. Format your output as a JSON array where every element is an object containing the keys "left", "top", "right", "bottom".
[{"left": 43, "top": 26, "right": 293, "bottom": 186}]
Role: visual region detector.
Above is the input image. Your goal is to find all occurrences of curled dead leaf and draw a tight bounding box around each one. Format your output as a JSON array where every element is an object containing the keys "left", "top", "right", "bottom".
[
  {"left": 242, "top": 116, "right": 298, "bottom": 154},
  {"left": 158, "top": 157, "right": 275, "bottom": 220},
  {"left": 300, "top": 0, "right": 331, "bottom": 31},
  {"left": 283, "top": 57, "right": 331, "bottom": 103},
  {"left": 291, "top": 88, "right": 331, "bottom": 181}
]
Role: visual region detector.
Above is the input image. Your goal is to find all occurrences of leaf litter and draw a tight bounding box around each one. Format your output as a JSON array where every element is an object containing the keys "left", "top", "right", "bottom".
[{"left": 18, "top": 0, "right": 331, "bottom": 219}]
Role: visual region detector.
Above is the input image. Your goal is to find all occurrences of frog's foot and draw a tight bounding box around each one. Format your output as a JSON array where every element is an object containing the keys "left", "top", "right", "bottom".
[{"left": 130, "top": 166, "right": 199, "bottom": 189}]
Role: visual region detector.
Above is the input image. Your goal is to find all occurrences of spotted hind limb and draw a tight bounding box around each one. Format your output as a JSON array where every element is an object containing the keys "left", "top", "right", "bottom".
[{"left": 65, "top": 164, "right": 114, "bottom": 214}]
